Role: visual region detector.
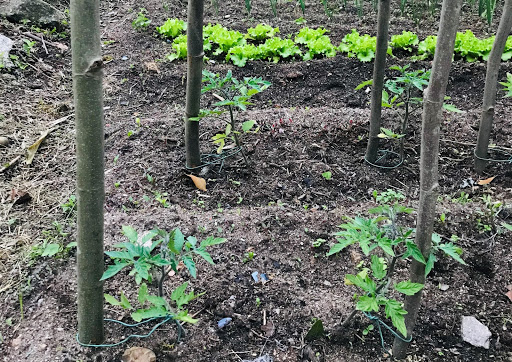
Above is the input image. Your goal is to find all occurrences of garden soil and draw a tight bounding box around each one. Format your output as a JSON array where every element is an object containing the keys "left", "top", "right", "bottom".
[{"left": 1, "top": 0, "right": 512, "bottom": 361}]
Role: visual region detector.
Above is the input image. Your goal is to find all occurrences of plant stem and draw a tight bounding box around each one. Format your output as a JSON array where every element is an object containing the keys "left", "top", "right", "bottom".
[{"left": 228, "top": 105, "right": 250, "bottom": 167}]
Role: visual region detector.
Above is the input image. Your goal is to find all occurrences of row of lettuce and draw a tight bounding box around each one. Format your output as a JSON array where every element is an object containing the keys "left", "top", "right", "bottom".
[{"left": 156, "top": 19, "right": 512, "bottom": 66}]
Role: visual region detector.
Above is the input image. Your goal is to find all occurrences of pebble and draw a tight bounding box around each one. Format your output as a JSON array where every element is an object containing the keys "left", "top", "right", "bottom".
[
  {"left": 121, "top": 56, "right": 128, "bottom": 61},
  {"left": 0, "top": 136, "right": 9, "bottom": 146}
]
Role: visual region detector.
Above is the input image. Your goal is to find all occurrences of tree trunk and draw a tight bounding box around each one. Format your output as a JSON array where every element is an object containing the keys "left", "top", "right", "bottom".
[
  {"left": 365, "top": 0, "right": 391, "bottom": 163},
  {"left": 474, "top": 0, "right": 512, "bottom": 173},
  {"left": 392, "top": 0, "right": 463, "bottom": 358},
  {"left": 185, "top": 0, "right": 204, "bottom": 168},
  {"left": 71, "top": 0, "right": 105, "bottom": 344}
]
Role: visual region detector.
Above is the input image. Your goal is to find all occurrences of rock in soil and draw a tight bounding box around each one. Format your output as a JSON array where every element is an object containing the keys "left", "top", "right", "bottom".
[{"left": 461, "top": 316, "right": 492, "bottom": 349}]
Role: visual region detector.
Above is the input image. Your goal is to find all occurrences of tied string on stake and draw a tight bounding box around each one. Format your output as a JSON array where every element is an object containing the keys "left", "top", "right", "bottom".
[{"left": 76, "top": 315, "right": 183, "bottom": 348}]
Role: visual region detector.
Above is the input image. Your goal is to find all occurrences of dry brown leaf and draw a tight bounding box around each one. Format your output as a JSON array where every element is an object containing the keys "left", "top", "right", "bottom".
[
  {"left": 261, "top": 319, "right": 275, "bottom": 337},
  {"left": 144, "top": 62, "right": 160, "bottom": 73},
  {"left": 26, "top": 129, "right": 51, "bottom": 165},
  {"left": 122, "top": 347, "right": 156, "bottom": 362},
  {"left": 187, "top": 174, "right": 207, "bottom": 191},
  {"left": 506, "top": 290, "right": 512, "bottom": 303},
  {"left": 477, "top": 176, "right": 496, "bottom": 185}
]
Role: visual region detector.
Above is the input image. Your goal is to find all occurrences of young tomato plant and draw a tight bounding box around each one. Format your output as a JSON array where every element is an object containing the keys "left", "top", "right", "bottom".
[
  {"left": 101, "top": 226, "right": 226, "bottom": 325},
  {"left": 357, "top": 64, "right": 461, "bottom": 165},
  {"left": 328, "top": 190, "right": 465, "bottom": 339},
  {"left": 195, "top": 69, "right": 271, "bottom": 166},
  {"left": 132, "top": 8, "right": 151, "bottom": 31}
]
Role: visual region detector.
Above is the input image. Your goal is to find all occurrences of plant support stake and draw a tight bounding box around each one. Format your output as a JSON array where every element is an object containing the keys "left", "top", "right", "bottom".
[
  {"left": 185, "top": 0, "right": 205, "bottom": 168},
  {"left": 392, "top": 0, "right": 463, "bottom": 357},
  {"left": 365, "top": 0, "right": 391, "bottom": 163},
  {"left": 474, "top": 0, "right": 512, "bottom": 173},
  {"left": 71, "top": 0, "right": 105, "bottom": 344}
]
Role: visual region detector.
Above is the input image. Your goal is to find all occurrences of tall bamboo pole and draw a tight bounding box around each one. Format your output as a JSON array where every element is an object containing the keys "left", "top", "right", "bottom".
[
  {"left": 365, "top": 0, "right": 391, "bottom": 163},
  {"left": 185, "top": 0, "right": 204, "bottom": 168},
  {"left": 392, "top": 0, "right": 463, "bottom": 358},
  {"left": 71, "top": 0, "right": 105, "bottom": 344},
  {"left": 474, "top": 0, "right": 512, "bottom": 173}
]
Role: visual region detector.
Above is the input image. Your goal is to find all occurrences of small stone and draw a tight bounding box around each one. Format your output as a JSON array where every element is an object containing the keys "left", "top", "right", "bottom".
[
  {"left": 0, "top": 136, "right": 9, "bottom": 146},
  {"left": 323, "top": 280, "right": 333, "bottom": 287},
  {"left": 0, "top": 0, "right": 65, "bottom": 29},
  {"left": 461, "top": 316, "right": 491, "bottom": 349},
  {"left": 38, "top": 343, "right": 47, "bottom": 351},
  {"left": 121, "top": 56, "right": 128, "bottom": 61},
  {"left": 11, "top": 336, "right": 22, "bottom": 349},
  {"left": 0, "top": 35, "right": 14, "bottom": 68}
]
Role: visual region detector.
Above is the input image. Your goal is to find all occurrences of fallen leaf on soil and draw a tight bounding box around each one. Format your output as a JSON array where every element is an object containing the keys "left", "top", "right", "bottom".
[
  {"left": 261, "top": 319, "right": 275, "bottom": 337},
  {"left": 477, "top": 176, "right": 496, "bottom": 185},
  {"left": 10, "top": 189, "right": 32, "bottom": 205},
  {"left": 26, "top": 129, "right": 51, "bottom": 165},
  {"left": 122, "top": 347, "right": 156, "bottom": 362},
  {"left": 305, "top": 319, "right": 324, "bottom": 341},
  {"left": 144, "top": 62, "right": 160, "bottom": 73},
  {"left": 505, "top": 290, "right": 512, "bottom": 303},
  {"left": 187, "top": 174, "right": 207, "bottom": 191}
]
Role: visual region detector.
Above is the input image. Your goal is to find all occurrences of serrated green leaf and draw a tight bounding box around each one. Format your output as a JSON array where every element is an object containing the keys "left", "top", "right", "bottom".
[
  {"left": 326, "top": 238, "right": 355, "bottom": 256},
  {"left": 242, "top": 120, "right": 257, "bottom": 132},
  {"left": 104, "top": 293, "right": 121, "bottom": 306},
  {"left": 169, "top": 228, "right": 185, "bottom": 253},
  {"left": 193, "top": 248, "right": 214, "bottom": 264},
  {"left": 403, "top": 241, "right": 426, "bottom": 264},
  {"left": 384, "top": 299, "right": 408, "bottom": 337},
  {"left": 443, "top": 103, "right": 464, "bottom": 113},
  {"left": 138, "top": 283, "right": 148, "bottom": 306},
  {"left": 377, "top": 238, "right": 395, "bottom": 257},
  {"left": 146, "top": 295, "right": 167, "bottom": 306},
  {"left": 182, "top": 255, "right": 196, "bottom": 278},
  {"left": 41, "top": 243, "right": 60, "bottom": 257},
  {"left": 105, "top": 251, "right": 133, "bottom": 260},
  {"left": 171, "top": 281, "right": 189, "bottom": 302},
  {"left": 100, "top": 261, "right": 131, "bottom": 280},
  {"left": 200, "top": 237, "right": 227, "bottom": 247},
  {"left": 502, "top": 222, "right": 512, "bottom": 232},
  {"left": 356, "top": 295, "right": 379, "bottom": 312},
  {"left": 395, "top": 281, "right": 424, "bottom": 295},
  {"left": 438, "top": 243, "right": 466, "bottom": 265},
  {"left": 370, "top": 255, "right": 386, "bottom": 280},
  {"left": 425, "top": 252, "right": 437, "bottom": 276},
  {"left": 345, "top": 274, "right": 376, "bottom": 294},
  {"left": 120, "top": 291, "right": 132, "bottom": 309},
  {"left": 175, "top": 310, "right": 199, "bottom": 324},
  {"left": 131, "top": 306, "right": 168, "bottom": 322},
  {"left": 122, "top": 225, "right": 138, "bottom": 243}
]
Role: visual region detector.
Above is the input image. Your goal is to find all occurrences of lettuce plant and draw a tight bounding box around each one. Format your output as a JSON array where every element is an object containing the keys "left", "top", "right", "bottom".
[
  {"left": 390, "top": 31, "right": 419, "bottom": 52},
  {"left": 416, "top": 35, "right": 437, "bottom": 59},
  {"left": 166, "top": 34, "right": 187, "bottom": 61},
  {"left": 157, "top": 18, "right": 186, "bottom": 38},
  {"left": 303, "top": 35, "right": 337, "bottom": 60},
  {"left": 455, "top": 30, "right": 494, "bottom": 62},
  {"left": 246, "top": 24, "right": 279, "bottom": 41},
  {"left": 204, "top": 23, "right": 245, "bottom": 55},
  {"left": 226, "top": 44, "right": 261, "bottom": 67},
  {"left": 294, "top": 27, "right": 328, "bottom": 44},
  {"left": 259, "top": 37, "right": 301, "bottom": 62},
  {"left": 339, "top": 29, "right": 391, "bottom": 62}
]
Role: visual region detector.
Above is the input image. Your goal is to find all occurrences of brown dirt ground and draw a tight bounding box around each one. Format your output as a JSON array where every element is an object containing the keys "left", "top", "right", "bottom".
[{"left": 1, "top": 0, "right": 512, "bottom": 361}]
